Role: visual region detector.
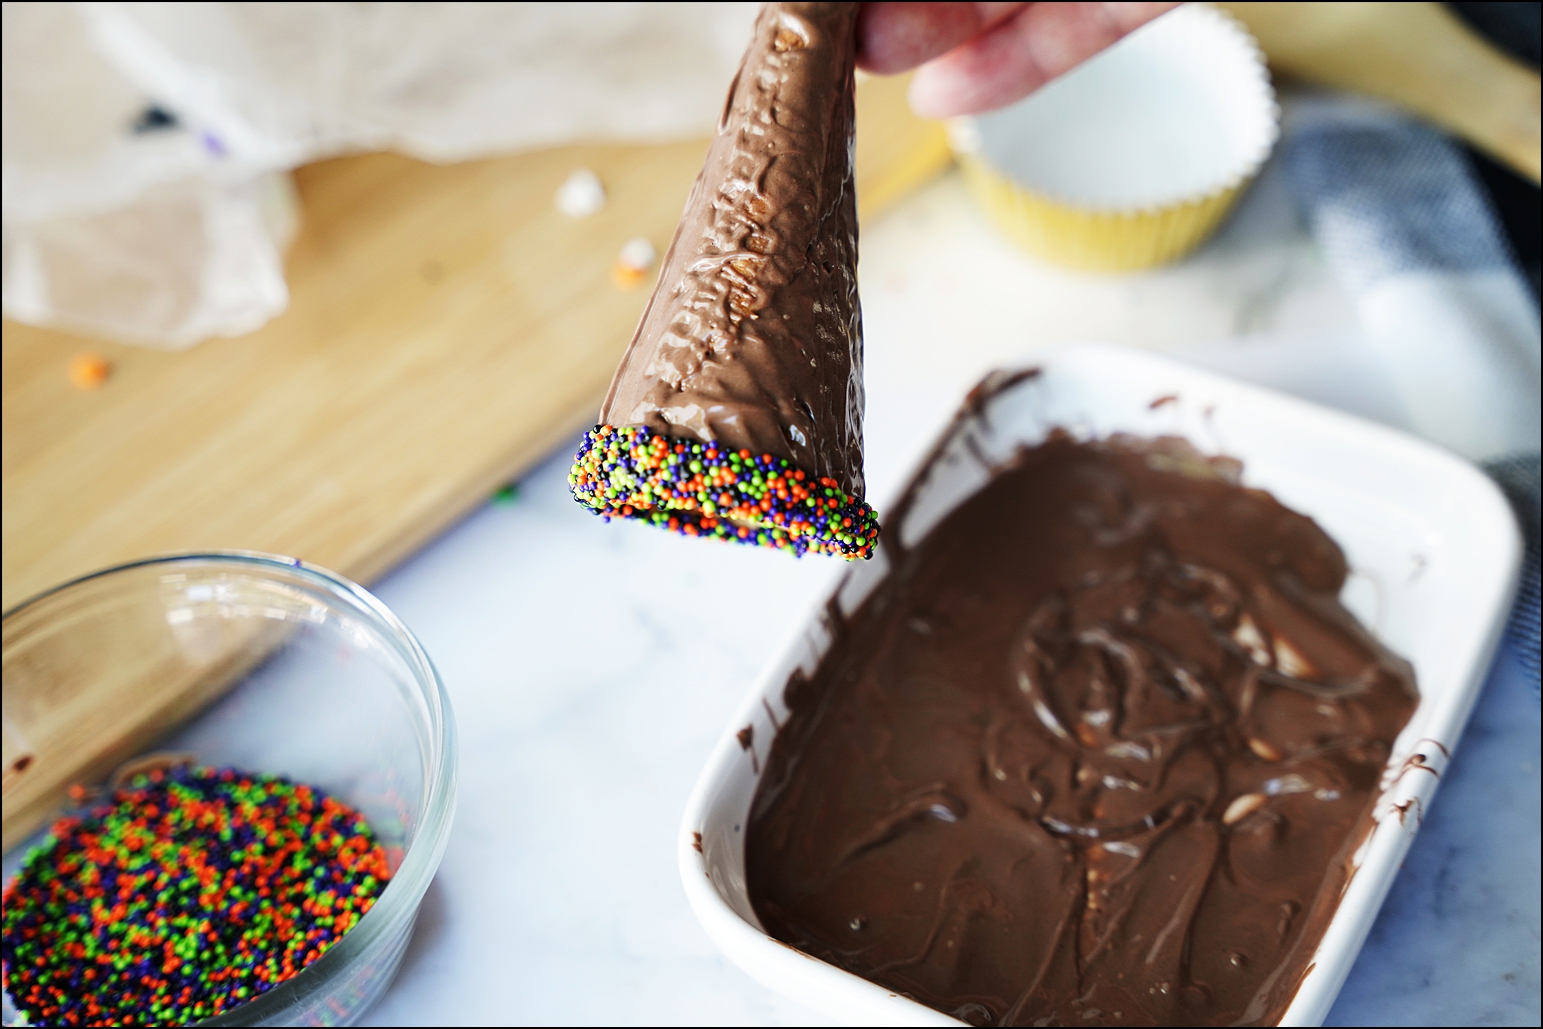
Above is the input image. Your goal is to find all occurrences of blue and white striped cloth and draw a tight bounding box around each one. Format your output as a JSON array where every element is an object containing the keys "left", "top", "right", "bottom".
[{"left": 1282, "top": 98, "right": 1542, "bottom": 684}]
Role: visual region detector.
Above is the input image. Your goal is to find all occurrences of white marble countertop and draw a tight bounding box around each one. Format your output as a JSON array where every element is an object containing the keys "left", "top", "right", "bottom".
[{"left": 359, "top": 164, "right": 1540, "bottom": 1026}]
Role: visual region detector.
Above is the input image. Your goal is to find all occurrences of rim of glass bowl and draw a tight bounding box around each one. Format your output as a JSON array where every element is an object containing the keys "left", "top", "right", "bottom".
[{"left": 2, "top": 550, "right": 459, "bottom": 1026}]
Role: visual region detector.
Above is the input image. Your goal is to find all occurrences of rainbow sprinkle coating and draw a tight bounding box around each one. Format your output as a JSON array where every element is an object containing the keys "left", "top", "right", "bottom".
[
  {"left": 569, "top": 425, "right": 879, "bottom": 559},
  {"left": 2, "top": 766, "right": 391, "bottom": 1026}
]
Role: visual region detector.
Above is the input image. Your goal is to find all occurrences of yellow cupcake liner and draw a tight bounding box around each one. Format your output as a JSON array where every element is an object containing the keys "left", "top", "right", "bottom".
[
  {"left": 951, "top": 4, "right": 1277, "bottom": 273},
  {"left": 955, "top": 151, "right": 1248, "bottom": 272}
]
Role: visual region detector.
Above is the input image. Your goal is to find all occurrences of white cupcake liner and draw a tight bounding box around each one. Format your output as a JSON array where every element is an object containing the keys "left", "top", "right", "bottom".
[{"left": 950, "top": 3, "right": 1280, "bottom": 268}]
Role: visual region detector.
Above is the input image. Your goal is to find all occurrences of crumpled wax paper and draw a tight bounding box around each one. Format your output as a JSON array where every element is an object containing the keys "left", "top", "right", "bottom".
[{"left": 1, "top": 1, "right": 759, "bottom": 347}]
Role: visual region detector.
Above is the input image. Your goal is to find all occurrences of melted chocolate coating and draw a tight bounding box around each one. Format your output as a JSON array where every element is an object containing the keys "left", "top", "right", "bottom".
[
  {"left": 598, "top": 2, "right": 866, "bottom": 496},
  {"left": 746, "top": 434, "right": 1417, "bottom": 1026}
]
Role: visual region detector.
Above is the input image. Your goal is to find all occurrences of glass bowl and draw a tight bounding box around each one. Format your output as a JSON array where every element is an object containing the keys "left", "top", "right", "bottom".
[{"left": 2, "top": 552, "right": 457, "bottom": 1027}]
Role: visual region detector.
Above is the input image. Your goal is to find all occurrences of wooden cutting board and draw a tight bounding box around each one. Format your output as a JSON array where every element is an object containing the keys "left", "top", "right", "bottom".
[
  {"left": 1, "top": 73, "right": 950, "bottom": 612},
  {"left": 1218, "top": 2, "right": 1541, "bottom": 183}
]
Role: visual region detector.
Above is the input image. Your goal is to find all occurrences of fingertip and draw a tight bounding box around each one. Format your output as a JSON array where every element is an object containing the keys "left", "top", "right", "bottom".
[
  {"left": 856, "top": 2, "right": 923, "bottom": 73},
  {"left": 904, "top": 0, "right": 1184, "bottom": 118},
  {"left": 857, "top": 2, "right": 1029, "bottom": 75},
  {"left": 908, "top": 31, "right": 1045, "bottom": 119},
  {"left": 906, "top": 62, "right": 968, "bottom": 120}
]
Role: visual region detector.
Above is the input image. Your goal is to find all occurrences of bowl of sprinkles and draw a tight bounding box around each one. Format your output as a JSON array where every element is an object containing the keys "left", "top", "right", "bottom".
[{"left": 1, "top": 552, "right": 457, "bottom": 1026}]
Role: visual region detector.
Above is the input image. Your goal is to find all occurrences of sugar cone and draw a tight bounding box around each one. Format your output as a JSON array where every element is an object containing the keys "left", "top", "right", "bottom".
[{"left": 572, "top": 2, "right": 877, "bottom": 559}]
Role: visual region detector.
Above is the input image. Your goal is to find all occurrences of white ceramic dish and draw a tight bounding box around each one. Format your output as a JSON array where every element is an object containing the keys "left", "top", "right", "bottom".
[{"left": 679, "top": 343, "right": 1522, "bottom": 1027}]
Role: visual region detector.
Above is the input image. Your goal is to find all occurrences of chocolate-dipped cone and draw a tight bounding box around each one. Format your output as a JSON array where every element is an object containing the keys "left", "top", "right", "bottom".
[{"left": 570, "top": 2, "right": 877, "bottom": 559}]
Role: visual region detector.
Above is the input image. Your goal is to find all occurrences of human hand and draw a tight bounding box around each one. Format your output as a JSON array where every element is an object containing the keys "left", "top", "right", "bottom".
[{"left": 857, "top": 2, "right": 1182, "bottom": 117}]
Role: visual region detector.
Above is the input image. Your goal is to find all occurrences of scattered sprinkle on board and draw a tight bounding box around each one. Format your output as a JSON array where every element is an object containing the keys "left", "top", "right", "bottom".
[
  {"left": 611, "top": 236, "right": 658, "bottom": 288},
  {"left": 555, "top": 167, "right": 606, "bottom": 218},
  {"left": 67, "top": 354, "right": 111, "bottom": 390}
]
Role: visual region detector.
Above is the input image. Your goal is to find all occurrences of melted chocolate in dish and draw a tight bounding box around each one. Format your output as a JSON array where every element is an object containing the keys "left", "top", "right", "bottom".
[{"left": 745, "top": 433, "right": 1417, "bottom": 1026}]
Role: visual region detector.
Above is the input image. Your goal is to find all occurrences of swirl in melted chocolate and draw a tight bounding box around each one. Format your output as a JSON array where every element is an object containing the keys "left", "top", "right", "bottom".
[
  {"left": 746, "top": 433, "right": 1416, "bottom": 1026},
  {"left": 598, "top": 2, "right": 865, "bottom": 496}
]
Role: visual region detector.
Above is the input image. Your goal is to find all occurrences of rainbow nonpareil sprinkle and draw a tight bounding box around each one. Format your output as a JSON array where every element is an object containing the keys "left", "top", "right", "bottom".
[
  {"left": 1, "top": 767, "right": 390, "bottom": 1026},
  {"left": 569, "top": 425, "right": 880, "bottom": 559}
]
